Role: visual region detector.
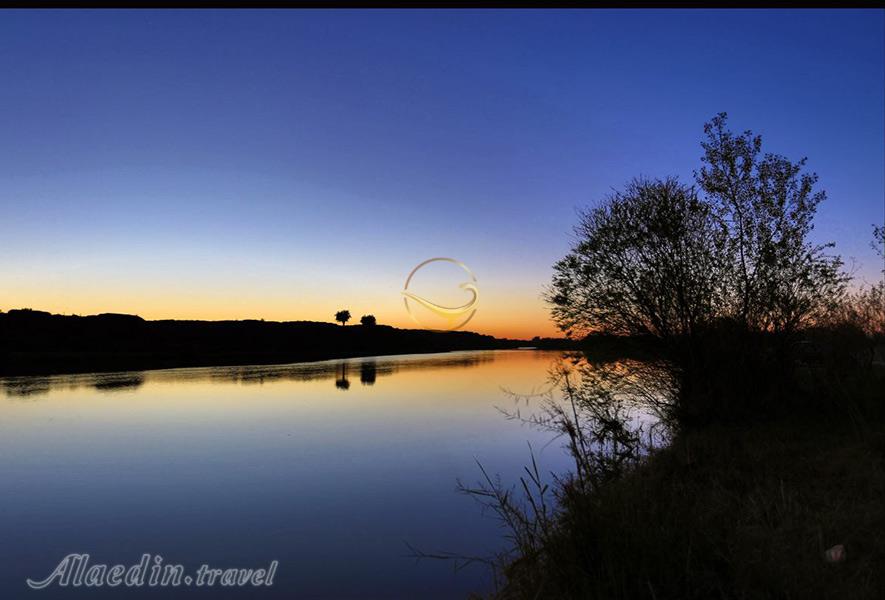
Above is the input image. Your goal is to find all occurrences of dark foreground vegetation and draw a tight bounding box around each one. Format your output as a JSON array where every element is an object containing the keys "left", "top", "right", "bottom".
[
  {"left": 0, "top": 310, "right": 578, "bottom": 376},
  {"left": 472, "top": 346, "right": 884, "bottom": 600},
  {"left": 463, "top": 114, "right": 885, "bottom": 599}
]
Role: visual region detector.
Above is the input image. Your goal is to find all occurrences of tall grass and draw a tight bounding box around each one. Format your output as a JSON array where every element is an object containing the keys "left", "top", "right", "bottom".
[{"left": 463, "top": 326, "right": 885, "bottom": 599}]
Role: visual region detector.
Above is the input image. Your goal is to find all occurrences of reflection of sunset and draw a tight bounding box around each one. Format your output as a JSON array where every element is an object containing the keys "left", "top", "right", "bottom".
[
  {"left": 1, "top": 350, "right": 561, "bottom": 406},
  {"left": 0, "top": 10, "right": 880, "bottom": 600},
  {"left": 0, "top": 350, "right": 578, "bottom": 598}
]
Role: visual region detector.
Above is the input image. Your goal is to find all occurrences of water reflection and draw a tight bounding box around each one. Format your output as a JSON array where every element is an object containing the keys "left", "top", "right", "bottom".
[
  {"left": 0, "top": 350, "right": 663, "bottom": 599},
  {"left": 500, "top": 353, "right": 672, "bottom": 462},
  {"left": 2, "top": 377, "right": 52, "bottom": 398},
  {"left": 91, "top": 373, "right": 146, "bottom": 393},
  {"left": 0, "top": 350, "right": 560, "bottom": 599},
  {"left": 0, "top": 352, "right": 493, "bottom": 399},
  {"left": 335, "top": 362, "right": 351, "bottom": 390},
  {"left": 360, "top": 362, "right": 377, "bottom": 386}
]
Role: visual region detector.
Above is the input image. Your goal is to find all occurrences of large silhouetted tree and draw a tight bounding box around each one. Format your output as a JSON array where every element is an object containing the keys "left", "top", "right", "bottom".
[
  {"left": 549, "top": 115, "right": 847, "bottom": 342},
  {"left": 546, "top": 177, "right": 725, "bottom": 342},
  {"left": 696, "top": 112, "right": 847, "bottom": 334},
  {"left": 335, "top": 310, "right": 351, "bottom": 326},
  {"left": 547, "top": 115, "right": 851, "bottom": 424}
]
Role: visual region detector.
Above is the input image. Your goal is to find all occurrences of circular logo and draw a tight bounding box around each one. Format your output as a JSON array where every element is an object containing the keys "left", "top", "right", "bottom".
[{"left": 402, "top": 258, "right": 479, "bottom": 331}]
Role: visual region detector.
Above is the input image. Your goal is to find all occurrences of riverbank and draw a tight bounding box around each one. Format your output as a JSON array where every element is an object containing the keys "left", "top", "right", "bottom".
[
  {"left": 486, "top": 364, "right": 885, "bottom": 599},
  {"left": 0, "top": 309, "right": 579, "bottom": 376}
]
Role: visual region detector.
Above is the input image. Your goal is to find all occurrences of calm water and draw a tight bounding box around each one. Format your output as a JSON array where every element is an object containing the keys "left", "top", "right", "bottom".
[{"left": 0, "top": 350, "right": 576, "bottom": 599}]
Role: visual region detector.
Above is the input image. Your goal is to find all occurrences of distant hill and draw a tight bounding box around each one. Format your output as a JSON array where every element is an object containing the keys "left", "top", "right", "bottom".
[{"left": 0, "top": 309, "right": 578, "bottom": 376}]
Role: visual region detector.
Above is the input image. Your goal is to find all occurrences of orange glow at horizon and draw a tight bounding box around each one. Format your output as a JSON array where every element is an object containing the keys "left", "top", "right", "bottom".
[{"left": 1, "top": 284, "right": 561, "bottom": 341}]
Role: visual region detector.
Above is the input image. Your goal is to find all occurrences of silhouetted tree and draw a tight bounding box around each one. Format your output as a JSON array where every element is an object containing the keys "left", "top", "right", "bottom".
[
  {"left": 360, "top": 314, "right": 377, "bottom": 326},
  {"left": 874, "top": 225, "right": 885, "bottom": 265},
  {"left": 546, "top": 177, "right": 725, "bottom": 343},
  {"left": 335, "top": 310, "right": 351, "bottom": 326},
  {"left": 826, "top": 225, "right": 885, "bottom": 339},
  {"left": 547, "top": 115, "right": 852, "bottom": 425},
  {"left": 549, "top": 116, "right": 849, "bottom": 343},
  {"left": 696, "top": 112, "right": 847, "bottom": 334}
]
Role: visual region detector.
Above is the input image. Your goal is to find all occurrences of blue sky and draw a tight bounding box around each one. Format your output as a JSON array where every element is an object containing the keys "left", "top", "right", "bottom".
[{"left": 1, "top": 9, "right": 882, "bottom": 337}]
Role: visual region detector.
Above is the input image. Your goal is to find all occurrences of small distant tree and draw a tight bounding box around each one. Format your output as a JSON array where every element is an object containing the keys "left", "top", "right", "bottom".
[
  {"left": 335, "top": 310, "right": 351, "bottom": 326},
  {"left": 360, "top": 314, "right": 377, "bottom": 326}
]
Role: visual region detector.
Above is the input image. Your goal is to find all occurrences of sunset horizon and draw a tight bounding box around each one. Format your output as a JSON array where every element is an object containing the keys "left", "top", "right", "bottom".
[
  {"left": 1, "top": 6, "right": 883, "bottom": 600},
  {"left": 2, "top": 10, "right": 882, "bottom": 343}
]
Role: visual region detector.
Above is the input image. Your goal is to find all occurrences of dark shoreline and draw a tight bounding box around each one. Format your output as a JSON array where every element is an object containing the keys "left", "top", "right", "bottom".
[{"left": 0, "top": 309, "right": 579, "bottom": 377}]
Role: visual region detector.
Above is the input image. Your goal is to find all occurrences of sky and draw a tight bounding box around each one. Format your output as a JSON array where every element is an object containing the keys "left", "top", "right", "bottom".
[{"left": 1, "top": 9, "right": 883, "bottom": 339}]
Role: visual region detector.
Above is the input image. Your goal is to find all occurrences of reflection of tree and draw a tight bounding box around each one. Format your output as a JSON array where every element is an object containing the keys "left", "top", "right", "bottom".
[
  {"left": 3, "top": 371, "right": 149, "bottom": 400},
  {"left": 92, "top": 373, "right": 146, "bottom": 393},
  {"left": 555, "top": 357, "right": 673, "bottom": 489},
  {"left": 204, "top": 353, "right": 493, "bottom": 387},
  {"left": 360, "top": 362, "right": 377, "bottom": 386},
  {"left": 453, "top": 354, "right": 676, "bottom": 572},
  {"left": 335, "top": 363, "right": 350, "bottom": 390},
  {"left": 1, "top": 352, "right": 498, "bottom": 399},
  {"left": 2, "top": 378, "right": 52, "bottom": 398},
  {"left": 501, "top": 353, "right": 675, "bottom": 491}
]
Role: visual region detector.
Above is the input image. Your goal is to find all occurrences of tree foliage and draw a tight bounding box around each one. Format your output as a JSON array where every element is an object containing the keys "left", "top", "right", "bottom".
[
  {"left": 546, "top": 115, "right": 856, "bottom": 425},
  {"left": 548, "top": 114, "right": 848, "bottom": 343},
  {"left": 548, "top": 177, "right": 724, "bottom": 341},
  {"left": 696, "top": 112, "right": 847, "bottom": 333},
  {"left": 825, "top": 225, "right": 885, "bottom": 339}
]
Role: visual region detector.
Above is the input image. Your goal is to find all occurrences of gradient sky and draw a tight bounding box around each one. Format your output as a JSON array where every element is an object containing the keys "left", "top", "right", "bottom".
[{"left": 1, "top": 9, "right": 883, "bottom": 339}]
